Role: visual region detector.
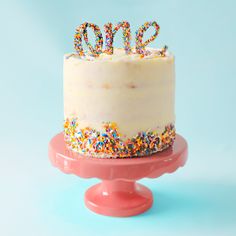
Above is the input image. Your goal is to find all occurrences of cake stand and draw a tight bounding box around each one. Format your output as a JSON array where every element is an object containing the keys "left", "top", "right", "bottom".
[{"left": 48, "top": 133, "right": 188, "bottom": 217}]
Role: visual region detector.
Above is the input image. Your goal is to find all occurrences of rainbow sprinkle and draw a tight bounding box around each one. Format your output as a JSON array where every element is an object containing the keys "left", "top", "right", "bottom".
[
  {"left": 104, "top": 21, "right": 131, "bottom": 55},
  {"left": 64, "top": 117, "right": 176, "bottom": 158},
  {"left": 159, "top": 45, "right": 168, "bottom": 57},
  {"left": 74, "top": 22, "right": 103, "bottom": 57},
  {"left": 135, "top": 21, "right": 160, "bottom": 55}
]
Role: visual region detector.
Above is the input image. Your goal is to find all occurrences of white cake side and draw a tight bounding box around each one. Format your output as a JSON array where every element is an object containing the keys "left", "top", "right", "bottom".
[{"left": 64, "top": 48, "right": 176, "bottom": 158}]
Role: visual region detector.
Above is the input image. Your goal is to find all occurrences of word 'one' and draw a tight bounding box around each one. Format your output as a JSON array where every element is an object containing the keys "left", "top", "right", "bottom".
[{"left": 74, "top": 21, "right": 160, "bottom": 57}]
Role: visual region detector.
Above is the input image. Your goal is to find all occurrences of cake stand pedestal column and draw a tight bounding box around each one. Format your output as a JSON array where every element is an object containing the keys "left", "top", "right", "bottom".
[
  {"left": 85, "top": 180, "right": 153, "bottom": 216},
  {"left": 49, "top": 133, "right": 188, "bottom": 217}
]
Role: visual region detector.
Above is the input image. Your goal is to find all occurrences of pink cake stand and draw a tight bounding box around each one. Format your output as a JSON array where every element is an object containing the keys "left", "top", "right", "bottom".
[{"left": 49, "top": 133, "right": 188, "bottom": 217}]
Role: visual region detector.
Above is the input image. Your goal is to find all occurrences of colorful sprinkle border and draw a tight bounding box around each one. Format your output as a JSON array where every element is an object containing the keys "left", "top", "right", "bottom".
[{"left": 64, "top": 117, "right": 176, "bottom": 158}]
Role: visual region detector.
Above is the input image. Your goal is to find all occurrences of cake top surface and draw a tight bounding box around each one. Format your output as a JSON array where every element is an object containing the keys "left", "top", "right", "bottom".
[{"left": 65, "top": 47, "right": 174, "bottom": 62}]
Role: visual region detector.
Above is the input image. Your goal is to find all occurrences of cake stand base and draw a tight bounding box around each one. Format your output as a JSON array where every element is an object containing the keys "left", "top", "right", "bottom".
[
  {"left": 85, "top": 180, "right": 153, "bottom": 217},
  {"left": 49, "top": 133, "right": 188, "bottom": 217}
]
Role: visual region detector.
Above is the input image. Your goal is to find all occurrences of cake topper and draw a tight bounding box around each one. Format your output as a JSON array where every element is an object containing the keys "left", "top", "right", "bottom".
[
  {"left": 104, "top": 21, "right": 131, "bottom": 55},
  {"left": 74, "top": 22, "right": 103, "bottom": 57},
  {"left": 135, "top": 21, "right": 160, "bottom": 55},
  {"left": 74, "top": 21, "right": 165, "bottom": 57}
]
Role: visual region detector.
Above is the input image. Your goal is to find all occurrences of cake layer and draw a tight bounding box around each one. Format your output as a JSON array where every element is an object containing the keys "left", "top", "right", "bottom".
[{"left": 64, "top": 48, "right": 176, "bottom": 158}]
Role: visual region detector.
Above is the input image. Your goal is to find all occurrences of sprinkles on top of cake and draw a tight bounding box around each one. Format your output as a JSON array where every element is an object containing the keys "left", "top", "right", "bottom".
[{"left": 73, "top": 21, "right": 168, "bottom": 58}]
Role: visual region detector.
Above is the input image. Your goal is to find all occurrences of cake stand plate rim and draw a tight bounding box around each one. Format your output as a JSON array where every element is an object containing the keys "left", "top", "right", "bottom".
[{"left": 48, "top": 132, "right": 188, "bottom": 180}]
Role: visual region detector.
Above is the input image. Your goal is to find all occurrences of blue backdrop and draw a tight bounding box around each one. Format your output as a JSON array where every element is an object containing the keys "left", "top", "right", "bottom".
[{"left": 1, "top": 0, "right": 236, "bottom": 235}]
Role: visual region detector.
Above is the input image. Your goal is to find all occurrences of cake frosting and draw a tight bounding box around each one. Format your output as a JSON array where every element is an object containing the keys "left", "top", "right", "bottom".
[{"left": 64, "top": 48, "right": 176, "bottom": 158}]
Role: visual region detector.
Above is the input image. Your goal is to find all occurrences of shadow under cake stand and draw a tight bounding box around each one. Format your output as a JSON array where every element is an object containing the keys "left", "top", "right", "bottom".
[{"left": 49, "top": 133, "right": 188, "bottom": 217}]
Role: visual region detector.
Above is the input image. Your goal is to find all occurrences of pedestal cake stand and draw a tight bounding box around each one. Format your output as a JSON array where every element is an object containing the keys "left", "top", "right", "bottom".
[{"left": 48, "top": 133, "right": 188, "bottom": 217}]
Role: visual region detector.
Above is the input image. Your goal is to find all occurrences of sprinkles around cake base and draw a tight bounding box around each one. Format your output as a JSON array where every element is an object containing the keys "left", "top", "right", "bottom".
[{"left": 64, "top": 117, "right": 176, "bottom": 158}]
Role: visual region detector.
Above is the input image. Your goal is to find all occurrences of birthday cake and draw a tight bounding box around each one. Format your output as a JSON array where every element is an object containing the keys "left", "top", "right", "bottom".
[{"left": 64, "top": 21, "right": 176, "bottom": 158}]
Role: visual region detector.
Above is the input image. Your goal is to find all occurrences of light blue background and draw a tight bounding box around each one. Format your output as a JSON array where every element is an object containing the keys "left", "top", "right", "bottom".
[{"left": 1, "top": 0, "right": 236, "bottom": 235}]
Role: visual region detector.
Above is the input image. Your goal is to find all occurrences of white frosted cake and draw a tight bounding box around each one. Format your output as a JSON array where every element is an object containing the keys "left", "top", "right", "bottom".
[{"left": 63, "top": 47, "right": 176, "bottom": 158}]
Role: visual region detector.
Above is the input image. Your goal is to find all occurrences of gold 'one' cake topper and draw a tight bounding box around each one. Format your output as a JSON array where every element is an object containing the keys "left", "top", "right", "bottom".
[{"left": 74, "top": 21, "right": 166, "bottom": 57}]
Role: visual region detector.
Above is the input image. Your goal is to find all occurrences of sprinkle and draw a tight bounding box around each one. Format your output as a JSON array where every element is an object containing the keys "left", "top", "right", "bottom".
[
  {"left": 104, "top": 21, "right": 131, "bottom": 55},
  {"left": 74, "top": 22, "right": 103, "bottom": 57},
  {"left": 135, "top": 21, "right": 160, "bottom": 55},
  {"left": 64, "top": 117, "right": 175, "bottom": 158},
  {"left": 159, "top": 45, "right": 168, "bottom": 57}
]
